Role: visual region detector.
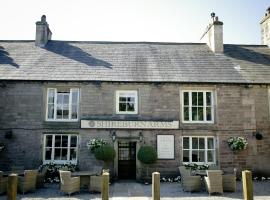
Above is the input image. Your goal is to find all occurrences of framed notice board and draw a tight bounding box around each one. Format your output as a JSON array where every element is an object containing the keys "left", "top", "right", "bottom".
[{"left": 157, "top": 134, "right": 175, "bottom": 159}]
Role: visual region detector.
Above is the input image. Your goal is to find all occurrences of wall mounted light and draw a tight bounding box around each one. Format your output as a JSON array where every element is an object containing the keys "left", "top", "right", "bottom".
[
  {"left": 139, "top": 132, "right": 143, "bottom": 143},
  {"left": 112, "top": 131, "right": 116, "bottom": 142}
]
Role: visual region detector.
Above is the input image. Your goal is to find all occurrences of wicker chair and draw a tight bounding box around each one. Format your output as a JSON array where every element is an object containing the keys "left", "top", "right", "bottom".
[
  {"left": 18, "top": 170, "right": 38, "bottom": 194},
  {"left": 36, "top": 167, "right": 47, "bottom": 188},
  {"left": 89, "top": 175, "right": 102, "bottom": 193},
  {"left": 179, "top": 166, "right": 201, "bottom": 192},
  {"left": 204, "top": 170, "right": 223, "bottom": 195},
  {"left": 208, "top": 165, "right": 220, "bottom": 170},
  {"left": 59, "top": 170, "right": 80, "bottom": 196},
  {"left": 0, "top": 171, "right": 7, "bottom": 194},
  {"left": 222, "top": 169, "right": 237, "bottom": 192}
]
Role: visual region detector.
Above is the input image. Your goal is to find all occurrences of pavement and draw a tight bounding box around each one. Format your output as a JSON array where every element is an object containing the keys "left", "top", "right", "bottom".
[{"left": 0, "top": 180, "right": 270, "bottom": 200}]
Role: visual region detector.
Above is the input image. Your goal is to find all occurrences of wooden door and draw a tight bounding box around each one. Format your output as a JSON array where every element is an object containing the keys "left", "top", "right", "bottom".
[{"left": 118, "top": 141, "right": 136, "bottom": 179}]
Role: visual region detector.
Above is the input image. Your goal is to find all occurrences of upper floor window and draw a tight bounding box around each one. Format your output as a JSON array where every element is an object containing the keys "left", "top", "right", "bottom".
[
  {"left": 181, "top": 90, "right": 214, "bottom": 123},
  {"left": 43, "top": 134, "right": 78, "bottom": 164},
  {"left": 46, "top": 88, "right": 79, "bottom": 121},
  {"left": 116, "top": 90, "right": 138, "bottom": 114},
  {"left": 182, "top": 136, "right": 216, "bottom": 164}
]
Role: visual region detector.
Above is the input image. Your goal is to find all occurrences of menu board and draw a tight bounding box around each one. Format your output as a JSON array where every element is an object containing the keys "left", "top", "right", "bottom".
[{"left": 157, "top": 135, "right": 174, "bottom": 159}]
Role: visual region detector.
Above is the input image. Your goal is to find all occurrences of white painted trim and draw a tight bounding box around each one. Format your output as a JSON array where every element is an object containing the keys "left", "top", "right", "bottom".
[
  {"left": 268, "top": 88, "right": 270, "bottom": 120},
  {"left": 45, "top": 88, "right": 80, "bottom": 122},
  {"left": 182, "top": 136, "right": 216, "bottom": 165},
  {"left": 116, "top": 90, "right": 138, "bottom": 114},
  {"left": 43, "top": 134, "right": 78, "bottom": 164},
  {"left": 181, "top": 90, "right": 214, "bottom": 123}
]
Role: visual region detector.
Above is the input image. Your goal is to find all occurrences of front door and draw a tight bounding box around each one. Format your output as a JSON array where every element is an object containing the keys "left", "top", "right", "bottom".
[{"left": 118, "top": 141, "right": 136, "bottom": 179}]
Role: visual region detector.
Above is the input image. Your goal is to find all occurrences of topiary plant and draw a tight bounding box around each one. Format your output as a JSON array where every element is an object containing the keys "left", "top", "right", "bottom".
[
  {"left": 137, "top": 146, "right": 157, "bottom": 164},
  {"left": 94, "top": 145, "right": 116, "bottom": 169},
  {"left": 137, "top": 146, "right": 157, "bottom": 181}
]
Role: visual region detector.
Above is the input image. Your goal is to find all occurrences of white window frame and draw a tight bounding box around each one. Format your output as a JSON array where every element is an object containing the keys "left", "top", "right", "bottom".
[
  {"left": 268, "top": 89, "right": 270, "bottom": 119},
  {"left": 43, "top": 134, "right": 79, "bottom": 164},
  {"left": 45, "top": 88, "right": 80, "bottom": 122},
  {"left": 182, "top": 136, "right": 216, "bottom": 165},
  {"left": 181, "top": 90, "right": 214, "bottom": 123},
  {"left": 116, "top": 90, "right": 138, "bottom": 114}
]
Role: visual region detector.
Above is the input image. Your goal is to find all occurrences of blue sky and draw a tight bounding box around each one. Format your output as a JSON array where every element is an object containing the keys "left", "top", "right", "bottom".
[{"left": 0, "top": 0, "right": 269, "bottom": 44}]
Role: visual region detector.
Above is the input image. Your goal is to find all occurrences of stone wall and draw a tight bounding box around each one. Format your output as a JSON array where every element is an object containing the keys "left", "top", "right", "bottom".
[{"left": 0, "top": 81, "right": 269, "bottom": 177}]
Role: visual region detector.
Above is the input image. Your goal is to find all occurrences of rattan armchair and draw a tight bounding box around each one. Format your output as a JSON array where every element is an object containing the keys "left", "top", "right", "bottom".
[
  {"left": 18, "top": 170, "right": 38, "bottom": 194},
  {"left": 36, "top": 167, "right": 47, "bottom": 188},
  {"left": 222, "top": 169, "right": 237, "bottom": 192},
  {"left": 89, "top": 175, "right": 102, "bottom": 193},
  {"left": 59, "top": 170, "right": 80, "bottom": 196},
  {"left": 0, "top": 171, "right": 7, "bottom": 194},
  {"left": 204, "top": 170, "right": 223, "bottom": 195},
  {"left": 179, "top": 166, "right": 201, "bottom": 192}
]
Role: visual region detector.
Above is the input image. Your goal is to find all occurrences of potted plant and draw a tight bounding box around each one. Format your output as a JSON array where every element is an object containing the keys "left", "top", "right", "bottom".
[
  {"left": 137, "top": 146, "right": 157, "bottom": 184},
  {"left": 227, "top": 137, "right": 248, "bottom": 152},
  {"left": 94, "top": 144, "right": 116, "bottom": 170}
]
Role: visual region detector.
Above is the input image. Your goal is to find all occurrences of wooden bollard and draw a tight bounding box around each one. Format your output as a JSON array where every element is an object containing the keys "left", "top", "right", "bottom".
[
  {"left": 152, "top": 172, "right": 160, "bottom": 200},
  {"left": 102, "top": 172, "right": 109, "bottom": 200},
  {"left": 242, "top": 170, "right": 253, "bottom": 200},
  {"left": 7, "top": 174, "right": 18, "bottom": 200}
]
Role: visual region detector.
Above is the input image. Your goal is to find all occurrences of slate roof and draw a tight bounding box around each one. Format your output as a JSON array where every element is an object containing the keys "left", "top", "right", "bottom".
[{"left": 0, "top": 40, "right": 270, "bottom": 83}]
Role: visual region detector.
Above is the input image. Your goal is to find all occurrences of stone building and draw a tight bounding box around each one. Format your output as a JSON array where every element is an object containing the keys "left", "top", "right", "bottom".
[{"left": 0, "top": 9, "right": 270, "bottom": 179}]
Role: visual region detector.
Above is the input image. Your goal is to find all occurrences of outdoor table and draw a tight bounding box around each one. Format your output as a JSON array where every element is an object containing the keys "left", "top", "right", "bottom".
[
  {"left": 71, "top": 170, "right": 97, "bottom": 189},
  {"left": 3, "top": 171, "right": 24, "bottom": 177},
  {"left": 195, "top": 171, "right": 207, "bottom": 177}
]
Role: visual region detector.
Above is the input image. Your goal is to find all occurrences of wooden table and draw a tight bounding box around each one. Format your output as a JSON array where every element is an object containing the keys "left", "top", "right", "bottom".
[
  {"left": 71, "top": 171, "right": 97, "bottom": 189},
  {"left": 3, "top": 171, "right": 25, "bottom": 177},
  {"left": 195, "top": 171, "right": 207, "bottom": 177}
]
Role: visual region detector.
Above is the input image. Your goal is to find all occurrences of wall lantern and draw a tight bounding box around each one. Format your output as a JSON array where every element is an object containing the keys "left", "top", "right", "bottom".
[
  {"left": 139, "top": 132, "right": 143, "bottom": 143},
  {"left": 112, "top": 131, "right": 116, "bottom": 142}
]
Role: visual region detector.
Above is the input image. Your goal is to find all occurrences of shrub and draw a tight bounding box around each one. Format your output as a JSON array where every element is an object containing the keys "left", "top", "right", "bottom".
[
  {"left": 227, "top": 137, "right": 248, "bottom": 151},
  {"left": 94, "top": 145, "right": 116, "bottom": 168},
  {"left": 137, "top": 146, "right": 157, "bottom": 164},
  {"left": 38, "top": 162, "right": 78, "bottom": 183},
  {"left": 184, "top": 163, "right": 209, "bottom": 170}
]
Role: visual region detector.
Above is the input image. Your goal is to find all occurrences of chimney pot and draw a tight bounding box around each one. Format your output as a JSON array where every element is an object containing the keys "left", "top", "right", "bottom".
[
  {"left": 200, "top": 12, "right": 223, "bottom": 53},
  {"left": 41, "top": 15, "right": 46, "bottom": 22},
  {"left": 35, "top": 15, "right": 52, "bottom": 47}
]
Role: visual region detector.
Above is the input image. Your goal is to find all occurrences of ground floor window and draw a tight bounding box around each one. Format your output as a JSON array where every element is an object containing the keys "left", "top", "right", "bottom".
[
  {"left": 182, "top": 136, "right": 215, "bottom": 164},
  {"left": 43, "top": 134, "right": 78, "bottom": 164}
]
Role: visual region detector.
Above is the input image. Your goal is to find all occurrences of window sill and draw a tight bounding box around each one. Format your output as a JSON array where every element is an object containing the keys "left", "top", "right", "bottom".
[
  {"left": 116, "top": 112, "right": 138, "bottom": 115},
  {"left": 43, "top": 160, "right": 77, "bottom": 165},
  {"left": 46, "top": 119, "right": 79, "bottom": 122},
  {"left": 182, "top": 121, "right": 214, "bottom": 124}
]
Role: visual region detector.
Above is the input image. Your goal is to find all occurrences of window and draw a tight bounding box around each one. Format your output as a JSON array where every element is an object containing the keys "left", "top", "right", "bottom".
[
  {"left": 182, "top": 136, "right": 216, "bottom": 164},
  {"left": 182, "top": 90, "right": 214, "bottom": 123},
  {"left": 116, "top": 90, "right": 138, "bottom": 114},
  {"left": 46, "top": 88, "right": 79, "bottom": 121},
  {"left": 43, "top": 134, "right": 78, "bottom": 164}
]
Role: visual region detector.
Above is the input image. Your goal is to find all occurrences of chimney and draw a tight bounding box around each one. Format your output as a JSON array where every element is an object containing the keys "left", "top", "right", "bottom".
[
  {"left": 200, "top": 12, "right": 224, "bottom": 53},
  {"left": 260, "top": 7, "right": 270, "bottom": 47},
  {"left": 35, "top": 15, "right": 52, "bottom": 47}
]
